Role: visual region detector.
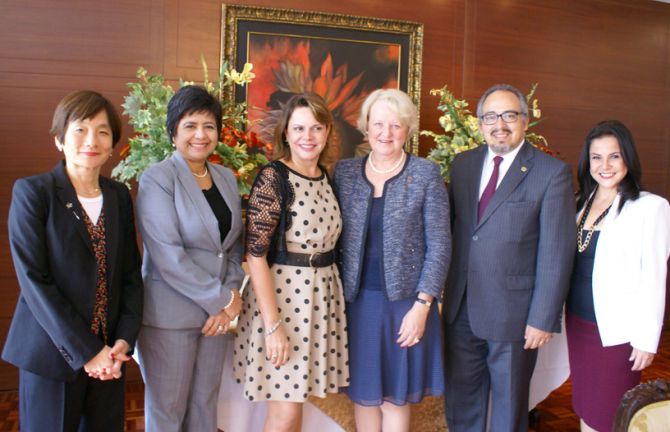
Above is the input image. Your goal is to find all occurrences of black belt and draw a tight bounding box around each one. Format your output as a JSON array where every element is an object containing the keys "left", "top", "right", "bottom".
[{"left": 273, "top": 250, "right": 337, "bottom": 268}]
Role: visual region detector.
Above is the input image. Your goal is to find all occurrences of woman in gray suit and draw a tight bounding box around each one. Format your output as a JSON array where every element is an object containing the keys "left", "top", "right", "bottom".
[
  {"left": 135, "top": 85, "right": 245, "bottom": 431},
  {"left": 333, "top": 89, "right": 451, "bottom": 431}
]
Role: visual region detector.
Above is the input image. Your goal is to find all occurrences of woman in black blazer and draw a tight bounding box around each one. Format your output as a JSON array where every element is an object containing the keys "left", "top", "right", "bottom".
[{"left": 2, "top": 90, "right": 143, "bottom": 431}]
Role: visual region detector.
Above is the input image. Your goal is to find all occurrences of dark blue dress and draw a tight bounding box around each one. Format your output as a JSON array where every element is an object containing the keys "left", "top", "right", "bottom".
[{"left": 345, "top": 197, "right": 445, "bottom": 406}]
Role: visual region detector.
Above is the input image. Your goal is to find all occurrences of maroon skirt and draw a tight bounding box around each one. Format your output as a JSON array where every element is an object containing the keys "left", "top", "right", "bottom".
[{"left": 566, "top": 313, "right": 640, "bottom": 432}]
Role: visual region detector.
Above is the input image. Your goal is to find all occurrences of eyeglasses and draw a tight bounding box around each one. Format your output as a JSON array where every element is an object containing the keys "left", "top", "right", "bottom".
[{"left": 479, "top": 111, "right": 527, "bottom": 125}]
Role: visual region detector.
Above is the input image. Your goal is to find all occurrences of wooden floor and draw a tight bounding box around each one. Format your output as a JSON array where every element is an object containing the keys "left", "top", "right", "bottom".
[{"left": 1, "top": 331, "right": 668, "bottom": 431}]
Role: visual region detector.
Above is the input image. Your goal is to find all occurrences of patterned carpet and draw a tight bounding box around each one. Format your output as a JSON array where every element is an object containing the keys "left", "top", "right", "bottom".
[{"left": 0, "top": 331, "right": 668, "bottom": 431}]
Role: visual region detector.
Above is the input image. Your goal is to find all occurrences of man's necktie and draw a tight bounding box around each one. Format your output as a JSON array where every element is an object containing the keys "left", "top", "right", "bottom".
[{"left": 477, "top": 156, "right": 503, "bottom": 222}]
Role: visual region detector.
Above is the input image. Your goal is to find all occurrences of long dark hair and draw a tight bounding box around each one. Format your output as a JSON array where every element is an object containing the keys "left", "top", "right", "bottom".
[{"left": 576, "top": 120, "right": 643, "bottom": 212}]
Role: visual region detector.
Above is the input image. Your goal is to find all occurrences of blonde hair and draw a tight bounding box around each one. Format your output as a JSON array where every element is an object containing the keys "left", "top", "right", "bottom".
[{"left": 357, "top": 88, "right": 418, "bottom": 137}]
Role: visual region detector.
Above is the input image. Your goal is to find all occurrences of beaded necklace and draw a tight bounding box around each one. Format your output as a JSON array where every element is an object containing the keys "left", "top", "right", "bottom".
[
  {"left": 577, "top": 191, "right": 612, "bottom": 253},
  {"left": 192, "top": 166, "right": 209, "bottom": 178},
  {"left": 368, "top": 151, "right": 405, "bottom": 174}
]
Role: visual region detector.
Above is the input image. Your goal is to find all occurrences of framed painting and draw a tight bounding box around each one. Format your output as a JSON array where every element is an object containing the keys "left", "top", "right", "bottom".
[{"left": 221, "top": 4, "right": 424, "bottom": 159}]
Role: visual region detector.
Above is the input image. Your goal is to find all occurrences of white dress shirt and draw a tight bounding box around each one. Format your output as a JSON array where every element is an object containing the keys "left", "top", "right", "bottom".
[{"left": 478, "top": 140, "right": 525, "bottom": 198}]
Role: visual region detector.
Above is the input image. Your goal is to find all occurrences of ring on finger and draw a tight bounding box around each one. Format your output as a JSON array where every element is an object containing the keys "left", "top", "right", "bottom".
[
  {"left": 414, "top": 338, "right": 420, "bottom": 344},
  {"left": 217, "top": 325, "right": 224, "bottom": 333}
]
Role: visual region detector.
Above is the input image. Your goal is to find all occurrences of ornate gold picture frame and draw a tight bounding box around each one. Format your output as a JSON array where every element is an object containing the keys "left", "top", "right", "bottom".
[{"left": 221, "top": 4, "right": 424, "bottom": 156}]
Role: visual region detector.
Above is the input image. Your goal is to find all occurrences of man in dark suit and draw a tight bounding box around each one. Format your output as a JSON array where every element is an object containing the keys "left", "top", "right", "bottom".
[{"left": 443, "top": 84, "right": 575, "bottom": 431}]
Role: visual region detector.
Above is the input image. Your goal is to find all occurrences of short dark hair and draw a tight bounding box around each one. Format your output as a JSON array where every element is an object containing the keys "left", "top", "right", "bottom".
[
  {"left": 476, "top": 84, "right": 528, "bottom": 118},
  {"left": 576, "top": 120, "right": 643, "bottom": 212},
  {"left": 273, "top": 93, "right": 336, "bottom": 165},
  {"left": 166, "top": 85, "right": 222, "bottom": 141},
  {"left": 50, "top": 90, "right": 122, "bottom": 147}
]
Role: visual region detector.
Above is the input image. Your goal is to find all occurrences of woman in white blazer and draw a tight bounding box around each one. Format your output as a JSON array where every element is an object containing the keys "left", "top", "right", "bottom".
[
  {"left": 135, "top": 86, "right": 245, "bottom": 432},
  {"left": 566, "top": 120, "right": 670, "bottom": 432}
]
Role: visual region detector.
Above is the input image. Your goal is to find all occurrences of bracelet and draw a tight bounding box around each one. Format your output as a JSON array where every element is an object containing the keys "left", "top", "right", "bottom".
[
  {"left": 415, "top": 297, "right": 432, "bottom": 308},
  {"left": 224, "top": 289, "right": 238, "bottom": 310},
  {"left": 266, "top": 319, "right": 283, "bottom": 336}
]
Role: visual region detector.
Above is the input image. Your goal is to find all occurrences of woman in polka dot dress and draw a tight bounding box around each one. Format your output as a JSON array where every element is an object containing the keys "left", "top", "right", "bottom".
[{"left": 233, "top": 93, "right": 349, "bottom": 431}]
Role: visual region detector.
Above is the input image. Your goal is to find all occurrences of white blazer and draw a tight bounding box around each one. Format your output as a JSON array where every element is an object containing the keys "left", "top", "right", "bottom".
[{"left": 587, "top": 192, "right": 670, "bottom": 353}]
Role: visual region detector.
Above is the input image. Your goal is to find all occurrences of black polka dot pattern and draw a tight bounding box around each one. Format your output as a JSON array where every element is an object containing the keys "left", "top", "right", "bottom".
[{"left": 233, "top": 170, "right": 349, "bottom": 402}]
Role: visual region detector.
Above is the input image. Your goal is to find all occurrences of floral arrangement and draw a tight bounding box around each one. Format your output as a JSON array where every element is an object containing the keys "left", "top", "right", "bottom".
[
  {"left": 112, "top": 59, "right": 269, "bottom": 197},
  {"left": 421, "top": 84, "right": 551, "bottom": 181}
]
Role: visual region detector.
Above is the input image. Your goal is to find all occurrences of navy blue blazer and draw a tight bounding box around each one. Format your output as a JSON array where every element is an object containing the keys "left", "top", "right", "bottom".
[{"left": 2, "top": 162, "right": 143, "bottom": 381}]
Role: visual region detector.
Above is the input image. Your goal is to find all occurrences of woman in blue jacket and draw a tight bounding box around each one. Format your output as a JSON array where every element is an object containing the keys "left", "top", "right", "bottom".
[{"left": 333, "top": 88, "right": 451, "bottom": 431}]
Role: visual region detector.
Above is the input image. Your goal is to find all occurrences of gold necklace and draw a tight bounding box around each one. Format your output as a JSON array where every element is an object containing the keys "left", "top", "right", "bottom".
[
  {"left": 577, "top": 192, "right": 612, "bottom": 253},
  {"left": 192, "top": 166, "right": 208, "bottom": 178},
  {"left": 76, "top": 185, "right": 101, "bottom": 197}
]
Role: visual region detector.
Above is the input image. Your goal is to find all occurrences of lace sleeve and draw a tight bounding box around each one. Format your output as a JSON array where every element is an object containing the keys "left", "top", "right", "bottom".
[{"left": 245, "top": 165, "right": 283, "bottom": 257}]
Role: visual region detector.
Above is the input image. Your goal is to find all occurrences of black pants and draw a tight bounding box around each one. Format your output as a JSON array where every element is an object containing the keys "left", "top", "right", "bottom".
[{"left": 19, "top": 368, "right": 125, "bottom": 432}]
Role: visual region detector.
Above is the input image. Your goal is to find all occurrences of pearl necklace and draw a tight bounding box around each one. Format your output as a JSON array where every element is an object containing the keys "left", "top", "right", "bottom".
[
  {"left": 368, "top": 151, "right": 405, "bottom": 174},
  {"left": 192, "top": 166, "right": 208, "bottom": 178}
]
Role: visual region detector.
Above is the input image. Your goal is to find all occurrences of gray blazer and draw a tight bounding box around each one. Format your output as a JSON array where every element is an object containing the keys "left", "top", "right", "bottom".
[
  {"left": 136, "top": 152, "right": 245, "bottom": 329},
  {"left": 443, "top": 142, "right": 576, "bottom": 341},
  {"left": 333, "top": 154, "right": 451, "bottom": 302}
]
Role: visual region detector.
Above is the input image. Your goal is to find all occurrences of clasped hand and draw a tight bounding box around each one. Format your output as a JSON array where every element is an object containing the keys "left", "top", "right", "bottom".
[
  {"left": 84, "top": 339, "right": 130, "bottom": 381},
  {"left": 202, "top": 288, "right": 243, "bottom": 336}
]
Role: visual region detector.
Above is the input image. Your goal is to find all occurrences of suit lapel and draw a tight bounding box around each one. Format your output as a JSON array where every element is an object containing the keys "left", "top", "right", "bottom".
[
  {"left": 476, "top": 141, "right": 534, "bottom": 228},
  {"left": 52, "top": 162, "right": 94, "bottom": 254},
  {"left": 172, "top": 153, "right": 222, "bottom": 250},
  {"left": 102, "top": 178, "right": 119, "bottom": 283},
  {"left": 467, "top": 146, "right": 488, "bottom": 227}
]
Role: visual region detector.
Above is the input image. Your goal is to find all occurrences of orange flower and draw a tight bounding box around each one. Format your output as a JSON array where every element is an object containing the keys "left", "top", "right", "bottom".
[
  {"left": 221, "top": 129, "right": 237, "bottom": 147},
  {"left": 119, "top": 144, "right": 131, "bottom": 158},
  {"left": 208, "top": 153, "right": 223, "bottom": 164},
  {"left": 250, "top": 131, "right": 266, "bottom": 149},
  {"left": 233, "top": 128, "right": 245, "bottom": 140}
]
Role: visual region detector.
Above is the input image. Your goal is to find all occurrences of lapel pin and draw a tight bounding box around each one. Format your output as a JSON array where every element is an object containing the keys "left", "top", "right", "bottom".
[
  {"left": 521, "top": 166, "right": 528, "bottom": 172},
  {"left": 66, "top": 202, "right": 73, "bottom": 208}
]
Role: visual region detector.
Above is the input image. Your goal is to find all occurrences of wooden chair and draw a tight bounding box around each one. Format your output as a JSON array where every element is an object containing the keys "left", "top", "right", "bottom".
[{"left": 613, "top": 378, "right": 670, "bottom": 432}]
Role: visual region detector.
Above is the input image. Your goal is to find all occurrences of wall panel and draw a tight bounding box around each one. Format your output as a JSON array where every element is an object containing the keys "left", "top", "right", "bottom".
[{"left": 0, "top": 0, "right": 668, "bottom": 391}]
